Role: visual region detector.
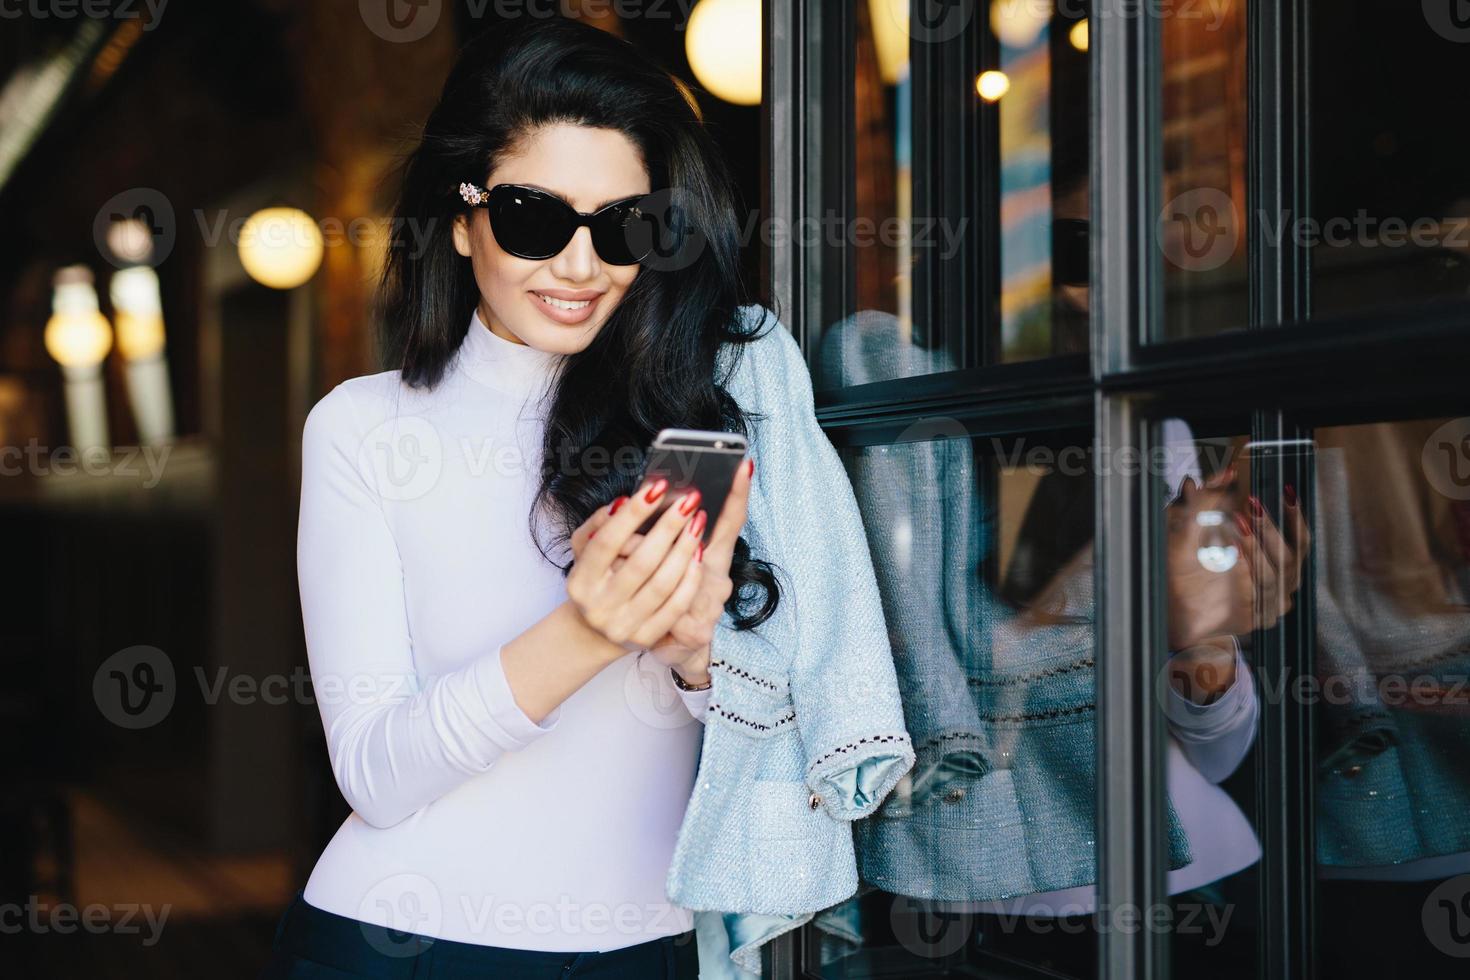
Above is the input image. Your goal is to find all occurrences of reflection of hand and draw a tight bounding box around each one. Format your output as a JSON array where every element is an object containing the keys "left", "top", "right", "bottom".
[
  {"left": 569, "top": 459, "right": 754, "bottom": 682},
  {"left": 1166, "top": 470, "right": 1311, "bottom": 649}
]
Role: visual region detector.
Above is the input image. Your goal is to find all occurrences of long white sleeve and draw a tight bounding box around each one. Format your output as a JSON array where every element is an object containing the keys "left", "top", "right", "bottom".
[
  {"left": 297, "top": 383, "right": 561, "bottom": 829},
  {"left": 1163, "top": 638, "right": 1258, "bottom": 783}
]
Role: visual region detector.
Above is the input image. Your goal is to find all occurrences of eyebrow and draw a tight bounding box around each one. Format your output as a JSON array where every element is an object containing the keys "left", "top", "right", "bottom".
[{"left": 518, "top": 183, "right": 645, "bottom": 211}]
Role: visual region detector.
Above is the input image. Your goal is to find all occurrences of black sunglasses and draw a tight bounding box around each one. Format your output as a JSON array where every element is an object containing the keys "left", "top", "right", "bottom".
[{"left": 459, "top": 181, "right": 653, "bottom": 265}]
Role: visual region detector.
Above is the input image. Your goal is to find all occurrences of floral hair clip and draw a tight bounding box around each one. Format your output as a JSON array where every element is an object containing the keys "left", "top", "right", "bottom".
[{"left": 459, "top": 182, "right": 489, "bottom": 206}]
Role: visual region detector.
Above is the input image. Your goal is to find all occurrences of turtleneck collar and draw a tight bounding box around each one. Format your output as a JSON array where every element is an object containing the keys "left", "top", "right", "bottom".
[{"left": 455, "top": 306, "right": 567, "bottom": 397}]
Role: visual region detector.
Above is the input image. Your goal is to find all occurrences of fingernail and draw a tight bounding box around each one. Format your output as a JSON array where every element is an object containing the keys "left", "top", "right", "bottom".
[
  {"left": 746, "top": 458, "right": 755, "bottom": 478},
  {"left": 687, "top": 508, "right": 708, "bottom": 539},
  {"left": 609, "top": 495, "right": 628, "bottom": 515},
  {"left": 1248, "top": 495, "right": 1264, "bottom": 518},
  {"left": 589, "top": 530, "right": 597, "bottom": 540},
  {"left": 644, "top": 478, "right": 668, "bottom": 504},
  {"left": 1284, "top": 484, "right": 1297, "bottom": 507},
  {"left": 1234, "top": 512, "right": 1253, "bottom": 537},
  {"left": 696, "top": 542, "right": 705, "bottom": 562},
  {"left": 678, "top": 488, "right": 702, "bottom": 516}
]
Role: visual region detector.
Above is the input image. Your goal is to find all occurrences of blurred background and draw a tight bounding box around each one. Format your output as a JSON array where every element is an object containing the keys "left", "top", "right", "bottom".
[{"left": 0, "top": 5, "right": 767, "bottom": 976}]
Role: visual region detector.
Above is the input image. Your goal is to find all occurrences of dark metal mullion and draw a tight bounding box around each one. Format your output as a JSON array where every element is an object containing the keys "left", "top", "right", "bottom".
[
  {"left": 973, "top": 9, "right": 999, "bottom": 366},
  {"left": 1094, "top": 4, "right": 1168, "bottom": 980},
  {"left": 1247, "top": 0, "right": 1316, "bottom": 962},
  {"left": 1248, "top": 0, "right": 1312, "bottom": 330},
  {"left": 761, "top": 0, "right": 811, "bottom": 977},
  {"left": 1249, "top": 409, "right": 1318, "bottom": 980}
]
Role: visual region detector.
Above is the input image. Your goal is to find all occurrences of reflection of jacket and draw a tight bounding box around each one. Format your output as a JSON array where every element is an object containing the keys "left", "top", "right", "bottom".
[
  {"left": 668, "top": 305, "right": 915, "bottom": 977},
  {"left": 817, "top": 312, "right": 1192, "bottom": 902},
  {"left": 1310, "top": 427, "right": 1470, "bottom": 868}
]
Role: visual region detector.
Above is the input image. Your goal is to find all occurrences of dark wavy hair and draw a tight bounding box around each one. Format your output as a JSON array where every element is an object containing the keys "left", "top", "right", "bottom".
[{"left": 375, "top": 17, "right": 780, "bottom": 630}]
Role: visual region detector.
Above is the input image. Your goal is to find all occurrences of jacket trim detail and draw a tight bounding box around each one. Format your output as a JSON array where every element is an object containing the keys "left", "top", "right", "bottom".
[
  {"left": 708, "top": 701, "right": 797, "bottom": 732},
  {"left": 805, "top": 732, "right": 912, "bottom": 771},
  {"left": 967, "top": 657, "right": 1096, "bottom": 687},
  {"left": 709, "top": 658, "right": 784, "bottom": 694}
]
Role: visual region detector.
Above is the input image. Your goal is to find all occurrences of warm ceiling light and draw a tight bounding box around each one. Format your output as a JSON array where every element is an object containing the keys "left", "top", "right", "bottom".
[
  {"left": 990, "top": 0, "right": 1049, "bottom": 49},
  {"left": 976, "top": 70, "right": 1011, "bottom": 102},
  {"left": 1069, "top": 19, "right": 1089, "bottom": 52},
  {"left": 45, "top": 266, "right": 113, "bottom": 369},
  {"left": 868, "top": 0, "right": 910, "bottom": 85},
  {"left": 109, "top": 265, "right": 167, "bottom": 361},
  {"left": 238, "top": 207, "right": 324, "bottom": 290},
  {"left": 686, "top": 0, "right": 761, "bottom": 106}
]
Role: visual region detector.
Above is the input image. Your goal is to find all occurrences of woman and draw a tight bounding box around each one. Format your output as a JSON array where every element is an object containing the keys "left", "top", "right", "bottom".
[{"left": 263, "top": 18, "right": 811, "bottom": 979}]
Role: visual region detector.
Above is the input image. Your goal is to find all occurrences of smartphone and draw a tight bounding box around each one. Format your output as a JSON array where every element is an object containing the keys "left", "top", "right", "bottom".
[
  {"left": 1242, "top": 437, "right": 1315, "bottom": 525},
  {"left": 632, "top": 428, "right": 748, "bottom": 544}
]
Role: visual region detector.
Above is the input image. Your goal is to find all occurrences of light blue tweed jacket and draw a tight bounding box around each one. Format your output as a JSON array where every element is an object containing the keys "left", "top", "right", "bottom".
[{"left": 664, "top": 304, "right": 915, "bottom": 977}]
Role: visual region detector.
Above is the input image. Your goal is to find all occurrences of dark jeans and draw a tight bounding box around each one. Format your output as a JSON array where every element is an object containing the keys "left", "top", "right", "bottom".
[{"left": 259, "top": 890, "right": 700, "bottom": 979}]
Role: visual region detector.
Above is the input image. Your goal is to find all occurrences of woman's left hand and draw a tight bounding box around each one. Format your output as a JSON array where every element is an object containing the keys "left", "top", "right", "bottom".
[{"left": 569, "top": 457, "right": 755, "bottom": 681}]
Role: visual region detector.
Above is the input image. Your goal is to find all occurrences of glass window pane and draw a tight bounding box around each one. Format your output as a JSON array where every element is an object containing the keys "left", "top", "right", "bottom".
[
  {"left": 1155, "top": 421, "right": 1267, "bottom": 975},
  {"left": 1155, "top": 0, "right": 1249, "bottom": 341},
  {"left": 821, "top": 0, "right": 1090, "bottom": 390},
  {"left": 807, "top": 428, "right": 1099, "bottom": 977},
  {"left": 1155, "top": 414, "right": 1470, "bottom": 976},
  {"left": 1311, "top": 417, "right": 1470, "bottom": 976},
  {"left": 1309, "top": 6, "right": 1470, "bottom": 318}
]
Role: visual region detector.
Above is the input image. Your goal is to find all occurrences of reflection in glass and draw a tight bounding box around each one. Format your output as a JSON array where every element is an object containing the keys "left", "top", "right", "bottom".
[
  {"left": 1311, "top": 419, "right": 1470, "bottom": 978},
  {"left": 828, "top": 0, "right": 1089, "bottom": 390},
  {"left": 1156, "top": 0, "right": 1248, "bottom": 341}
]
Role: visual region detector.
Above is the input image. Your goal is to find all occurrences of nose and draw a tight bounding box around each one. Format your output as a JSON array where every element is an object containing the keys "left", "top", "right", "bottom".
[{"left": 549, "top": 225, "right": 599, "bottom": 283}]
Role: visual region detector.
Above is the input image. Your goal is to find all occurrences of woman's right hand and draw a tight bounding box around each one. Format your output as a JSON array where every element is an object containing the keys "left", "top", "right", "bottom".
[{"left": 565, "top": 477, "right": 708, "bottom": 655}]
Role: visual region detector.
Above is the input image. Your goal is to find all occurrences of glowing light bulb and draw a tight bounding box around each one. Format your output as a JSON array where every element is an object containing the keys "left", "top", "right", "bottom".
[
  {"left": 976, "top": 70, "right": 1011, "bottom": 102},
  {"left": 239, "top": 207, "right": 324, "bottom": 290},
  {"left": 686, "top": 0, "right": 761, "bottom": 106}
]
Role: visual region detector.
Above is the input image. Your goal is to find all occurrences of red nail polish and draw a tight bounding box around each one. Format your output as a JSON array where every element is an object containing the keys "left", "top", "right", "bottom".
[
  {"left": 1284, "top": 484, "right": 1297, "bottom": 507},
  {"left": 1248, "top": 495, "right": 1264, "bottom": 518},
  {"left": 609, "top": 495, "right": 628, "bottom": 515},
  {"left": 695, "top": 542, "right": 705, "bottom": 562},
  {"left": 688, "top": 509, "right": 708, "bottom": 539},
  {"left": 1234, "top": 512, "right": 1253, "bottom": 537},
  {"left": 746, "top": 458, "right": 755, "bottom": 478},
  {"left": 644, "top": 478, "right": 668, "bottom": 504},
  {"left": 589, "top": 530, "right": 597, "bottom": 540},
  {"left": 678, "top": 488, "right": 702, "bottom": 516}
]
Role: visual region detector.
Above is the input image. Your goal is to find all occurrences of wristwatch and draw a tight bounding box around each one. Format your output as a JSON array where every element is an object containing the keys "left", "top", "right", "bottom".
[{"left": 669, "top": 665, "right": 712, "bottom": 692}]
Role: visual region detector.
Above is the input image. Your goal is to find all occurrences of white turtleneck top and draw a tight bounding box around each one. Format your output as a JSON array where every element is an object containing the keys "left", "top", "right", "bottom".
[{"left": 296, "top": 308, "right": 711, "bottom": 952}]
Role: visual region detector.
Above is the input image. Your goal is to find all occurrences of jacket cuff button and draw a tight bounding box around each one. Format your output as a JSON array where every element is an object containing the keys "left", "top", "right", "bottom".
[{"left": 808, "top": 792, "right": 822, "bottom": 810}]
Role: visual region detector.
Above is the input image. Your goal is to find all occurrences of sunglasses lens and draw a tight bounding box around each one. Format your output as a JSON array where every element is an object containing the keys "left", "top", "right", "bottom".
[
  {"left": 487, "top": 188, "right": 575, "bottom": 260},
  {"left": 590, "top": 201, "right": 652, "bottom": 266}
]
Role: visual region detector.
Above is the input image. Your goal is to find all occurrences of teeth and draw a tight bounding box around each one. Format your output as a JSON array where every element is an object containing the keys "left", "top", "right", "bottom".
[{"left": 536, "top": 293, "right": 592, "bottom": 311}]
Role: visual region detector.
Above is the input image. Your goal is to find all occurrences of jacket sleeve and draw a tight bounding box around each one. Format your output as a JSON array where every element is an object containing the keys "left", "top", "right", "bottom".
[
  {"left": 297, "top": 384, "right": 562, "bottom": 829},
  {"left": 745, "top": 309, "right": 915, "bottom": 820}
]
